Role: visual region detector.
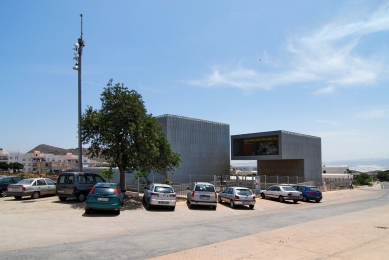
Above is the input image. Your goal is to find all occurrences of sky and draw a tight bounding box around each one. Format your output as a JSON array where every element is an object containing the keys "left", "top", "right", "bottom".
[{"left": 1, "top": 1, "right": 388, "bottom": 163}]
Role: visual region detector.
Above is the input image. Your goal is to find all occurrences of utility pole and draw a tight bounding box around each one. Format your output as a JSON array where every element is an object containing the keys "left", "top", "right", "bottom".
[{"left": 73, "top": 14, "right": 85, "bottom": 172}]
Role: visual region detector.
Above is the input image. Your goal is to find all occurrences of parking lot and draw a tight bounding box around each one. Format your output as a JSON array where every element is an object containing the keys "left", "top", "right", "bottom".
[{"left": 1, "top": 185, "right": 388, "bottom": 259}]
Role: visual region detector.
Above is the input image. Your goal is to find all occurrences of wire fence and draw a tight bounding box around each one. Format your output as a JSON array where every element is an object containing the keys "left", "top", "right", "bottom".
[{"left": 124, "top": 174, "right": 353, "bottom": 196}]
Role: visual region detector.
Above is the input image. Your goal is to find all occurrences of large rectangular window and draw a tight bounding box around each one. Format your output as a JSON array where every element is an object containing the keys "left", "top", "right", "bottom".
[{"left": 242, "top": 136, "right": 279, "bottom": 156}]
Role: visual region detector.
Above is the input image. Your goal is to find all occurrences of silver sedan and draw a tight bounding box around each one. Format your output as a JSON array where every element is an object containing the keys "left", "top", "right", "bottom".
[
  {"left": 260, "top": 185, "right": 302, "bottom": 203},
  {"left": 218, "top": 187, "right": 256, "bottom": 209},
  {"left": 6, "top": 178, "right": 56, "bottom": 200}
]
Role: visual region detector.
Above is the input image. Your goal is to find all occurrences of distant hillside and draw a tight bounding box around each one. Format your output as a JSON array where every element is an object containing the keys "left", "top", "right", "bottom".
[{"left": 28, "top": 144, "right": 89, "bottom": 156}]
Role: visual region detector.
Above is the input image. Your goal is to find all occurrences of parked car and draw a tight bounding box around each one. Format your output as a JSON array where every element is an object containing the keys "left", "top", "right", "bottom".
[
  {"left": 85, "top": 182, "right": 124, "bottom": 215},
  {"left": 218, "top": 187, "right": 256, "bottom": 209},
  {"left": 260, "top": 185, "right": 302, "bottom": 203},
  {"left": 143, "top": 183, "right": 176, "bottom": 210},
  {"left": 187, "top": 182, "right": 217, "bottom": 210},
  {"left": 0, "top": 176, "right": 24, "bottom": 197},
  {"left": 6, "top": 178, "right": 56, "bottom": 200},
  {"left": 291, "top": 185, "right": 322, "bottom": 202},
  {"left": 55, "top": 172, "right": 106, "bottom": 202}
]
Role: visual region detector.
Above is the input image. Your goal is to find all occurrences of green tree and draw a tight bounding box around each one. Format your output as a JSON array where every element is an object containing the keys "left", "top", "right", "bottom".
[
  {"left": 9, "top": 162, "right": 24, "bottom": 173},
  {"left": 0, "top": 162, "right": 9, "bottom": 172},
  {"left": 81, "top": 79, "right": 181, "bottom": 191},
  {"left": 100, "top": 168, "right": 115, "bottom": 183},
  {"left": 377, "top": 170, "right": 389, "bottom": 181},
  {"left": 353, "top": 173, "right": 372, "bottom": 185}
]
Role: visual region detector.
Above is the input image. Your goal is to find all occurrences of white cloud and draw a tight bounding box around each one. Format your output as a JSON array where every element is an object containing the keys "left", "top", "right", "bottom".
[
  {"left": 316, "top": 119, "right": 342, "bottom": 126},
  {"left": 358, "top": 109, "right": 386, "bottom": 118},
  {"left": 313, "top": 86, "right": 335, "bottom": 95},
  {"left": 187, "top": 5, "right": 389, "bottom": 91}
]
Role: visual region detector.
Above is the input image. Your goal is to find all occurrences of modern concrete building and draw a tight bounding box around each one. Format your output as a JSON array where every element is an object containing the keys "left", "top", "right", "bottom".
[
  {"left": 231, "top": 130, "right": 322, "bottom": 179},
  {"left": 156, "top": 114, "right": 230, "bottom": 177}
]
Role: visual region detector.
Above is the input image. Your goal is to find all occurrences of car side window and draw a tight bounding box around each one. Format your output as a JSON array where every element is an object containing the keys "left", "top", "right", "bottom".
[
  {"left": 46, "top": 179, "right": 55, "bottom": 185},
  {"left": 275, "top": 186, "right": 280, "bottom": 191},
  {"left": 86, "top": 175, "right": 94, "bottom": 184},
  {"left": 78, "top": 175, "right": 86, "bottom": 184},
  {"left": 268, "top": 186, "right": 275, "bottom": 191},
  {"left": 37, "top": 179, "right": 46, "bottom": 186},
  {"left": 228, "top": 188, "right": 233, "bottom": 194},
  {"left": 2, "top": 178, "right": 11, "bottom": 184},
  {"left": 95, "top": 175, "right": 105, "bottom": 183},
  {"left": 13, "top": 178, "right": 22, "bottom": 183},
  {"left": 32, "top": 181, "right": 37, "bottom": 186}
]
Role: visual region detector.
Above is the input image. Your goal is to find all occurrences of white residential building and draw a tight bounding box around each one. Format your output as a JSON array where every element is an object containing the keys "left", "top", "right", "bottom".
[{"left": 7, "top": 150, "right": 94, "bottom": 173}]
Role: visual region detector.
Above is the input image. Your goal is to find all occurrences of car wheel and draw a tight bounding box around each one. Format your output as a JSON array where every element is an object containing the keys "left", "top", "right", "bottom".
[
  {"left": 31, "top": 191, "right": 40, "bottom": 199},
  {"left": 188, "top": 199, "right": 193, "bottom": 209},
  {"left": 261, "top": 193, "right": 265, "bottom": 199},
  {"left": 171, "top": 206, "right": 175, "bottom": 211},
  {"left": 303, "top": 195, "right": 308, "bottom": 202},
  {"left": 142, "top": 195, "right": 145, "bottom": 202},
  {"left": 85, "top": 209, "right": 91, "bottom": 214},
  {"left": 249, "top": 205, "right": 254, "bottom": 209},
  {"left": 14, "top": 196, "right": 22, "bottom": 200},
  {"left": 212, "top": 205, "right": 217, "bottom": 210},
  {"left": 115, "top": 209, "right": 120, "bottom": 215},
  {"left": 1, "top": 189, "right": 7, "bottom": 197},
  {"left": 218, "top": 196, "right": 222, "bottom": 203},
  {"left": 59, "top": 197, "right": 67, "bottom": 201},
  {"left": 279, "top": 196, "right": 285, "bottom": 203},
  {"left": 315, "top": 199, "right": 322, "bottom": 203},
  {"left": 77, "top": 193, "right": 86, "bottom": 202},
  {"left": 230, "top": 200, "right": 235, "bottom": 208},
  {"left": 293, "top": 200, "right": 298, "bottom": 203}
]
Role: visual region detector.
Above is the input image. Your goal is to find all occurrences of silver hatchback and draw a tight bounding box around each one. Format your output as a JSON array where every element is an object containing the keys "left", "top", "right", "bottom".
[
  {"left": 218, "top": 187, "right": 256, "bottom": 209},
  {"left": 187, "top": 182, "right": 217, "bottom": 210},
  {"left": 143, "top": 183, "right": 176, "bottom": 210}
]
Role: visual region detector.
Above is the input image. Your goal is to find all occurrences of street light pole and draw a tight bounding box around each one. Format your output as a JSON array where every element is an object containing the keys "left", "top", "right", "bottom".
[{"left": 73, "top": 14, "right": 85, "bottom": 172}]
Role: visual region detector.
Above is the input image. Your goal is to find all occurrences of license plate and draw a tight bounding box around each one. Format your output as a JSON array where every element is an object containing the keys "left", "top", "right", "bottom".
[
  {"left": 57, "top": 190, "right": 64, "bottom": 193},
  {"left": 97, "top": 198, "right": 109, "bottom": 201},
  {"left": 242, "top": 201, "right": 248, "bottom": 204},
  {"left": 200, "top": 196, "right": 210, "bottom": 200},
  {"left": 158, "top": 201, "right": 169, "bottom": 204}
]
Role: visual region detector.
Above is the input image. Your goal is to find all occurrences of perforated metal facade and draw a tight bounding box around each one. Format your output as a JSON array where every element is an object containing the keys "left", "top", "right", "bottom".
[{"left": 156, "top": 114, "right": 230, "bottom": 177}]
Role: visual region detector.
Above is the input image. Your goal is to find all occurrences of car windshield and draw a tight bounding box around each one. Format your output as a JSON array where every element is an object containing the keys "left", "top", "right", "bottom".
[
  {"left": 282, "top": 186, "right": 296, "bottom": 191},
  {"left": 155, "top": 186, "right": 174, "bottom": 193},
  {"left": 236, "top": 189, "right": 252, "bottom": 195},
  {"left": 195, "top": 184, "right": 215, "bottom": 192},
  {"left": 93, "top": 187, "right": 116, "bottom": 195},
  {"left": 17, "top": 179, "right": 34, "bottom": 185}
]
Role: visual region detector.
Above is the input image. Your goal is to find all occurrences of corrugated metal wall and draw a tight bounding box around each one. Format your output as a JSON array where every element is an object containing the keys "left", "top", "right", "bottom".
[{"left": 156, "top": 114, "right": 230, "bottom": 177}]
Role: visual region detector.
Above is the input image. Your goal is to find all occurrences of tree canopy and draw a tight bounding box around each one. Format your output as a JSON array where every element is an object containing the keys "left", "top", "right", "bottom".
[
  {"left": 377, "top": 170, "right": 389, "bottom": 181},
  {"left": 81, "top": 79, "right": 181, "bottom": 191}
]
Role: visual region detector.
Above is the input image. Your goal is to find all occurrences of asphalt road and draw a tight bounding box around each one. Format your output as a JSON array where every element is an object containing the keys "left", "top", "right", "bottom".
[{"left": 1, "top": 185, "right": 388, "bottom": 260}]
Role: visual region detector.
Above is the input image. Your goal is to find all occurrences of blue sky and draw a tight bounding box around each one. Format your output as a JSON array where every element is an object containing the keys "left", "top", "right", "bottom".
[{"left": 1, "top": 1, "right": 388, "bottom": 163}]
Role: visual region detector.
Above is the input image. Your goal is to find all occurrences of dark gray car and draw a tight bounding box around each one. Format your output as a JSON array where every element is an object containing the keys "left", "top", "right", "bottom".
[
  {"left": 0, "top": 176, "right": 23, "bottom": 197},
  {"left": 55, "top": 172, "right": 106, "bottom": 202}
]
